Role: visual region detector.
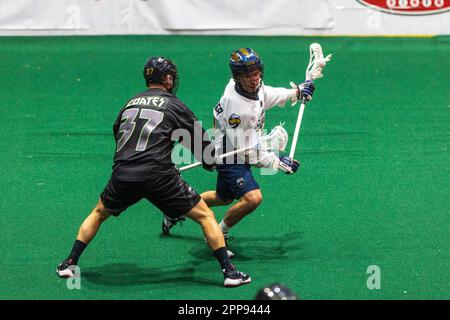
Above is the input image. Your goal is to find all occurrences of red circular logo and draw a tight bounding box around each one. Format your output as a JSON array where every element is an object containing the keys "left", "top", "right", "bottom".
[{"left": 357, "top": 0, "right": 450, "bottom": 15}]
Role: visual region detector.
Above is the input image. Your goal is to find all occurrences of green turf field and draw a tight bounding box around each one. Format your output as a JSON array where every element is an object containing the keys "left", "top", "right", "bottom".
[{"left": 0, "top": 35, "right": 449, "bottom": 300}]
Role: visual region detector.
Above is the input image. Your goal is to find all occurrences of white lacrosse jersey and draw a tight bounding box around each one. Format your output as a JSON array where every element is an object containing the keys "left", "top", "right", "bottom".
[{"left": 213, "top": 79, "right": 296, "bottom": 168}]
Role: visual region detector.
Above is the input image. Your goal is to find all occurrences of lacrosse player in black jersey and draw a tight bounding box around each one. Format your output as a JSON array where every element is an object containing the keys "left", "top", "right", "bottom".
[{"left": 56, "top": 57, "right": 251, "bottom": 287}]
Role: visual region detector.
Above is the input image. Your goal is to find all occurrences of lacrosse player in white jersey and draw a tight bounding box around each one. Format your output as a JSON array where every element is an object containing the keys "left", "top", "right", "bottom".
[{"left": 163, "top": 48, "right": 315, "bottom": 258}]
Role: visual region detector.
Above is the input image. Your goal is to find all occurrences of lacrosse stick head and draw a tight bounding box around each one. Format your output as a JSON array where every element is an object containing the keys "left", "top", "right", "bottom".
[
  {"left": 259, "top": 125, "right": 288, "bottom": 152},
  {"left": 306, "top": 43, "right": 332, "bottom": 81}
]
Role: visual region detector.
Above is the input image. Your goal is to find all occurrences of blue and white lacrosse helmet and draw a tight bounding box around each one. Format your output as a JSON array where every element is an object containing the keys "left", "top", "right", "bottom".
[{"left": 229, "top": 48, "right": 264, "bottom": 94}]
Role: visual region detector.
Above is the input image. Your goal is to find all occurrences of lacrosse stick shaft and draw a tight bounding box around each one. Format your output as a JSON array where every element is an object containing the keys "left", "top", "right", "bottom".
[
  {"left": 178, "top": 162, "right": 203, "bottom": 171},
  {"left": 288, "top": 43, "right": 331, "bottom": 159},
  {"left": 179, "top": 125, "right": 287, "bottom": 172},
  {"left": 289, "top": 100, "right": 306, "bottom": 159},
  {"left": 178, "top": 144, "right": 254, "bottom": 172}
]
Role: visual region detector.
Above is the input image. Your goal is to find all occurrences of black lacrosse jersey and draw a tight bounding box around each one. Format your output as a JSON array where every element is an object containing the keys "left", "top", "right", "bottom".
[{"left": 111, "top": 88, "right": 210, "bottom": 181}]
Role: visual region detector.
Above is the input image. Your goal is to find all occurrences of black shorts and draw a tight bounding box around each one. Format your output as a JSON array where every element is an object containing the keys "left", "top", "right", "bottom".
[{"left": 100, "top": 173, "right": 201, "bottom": 219}]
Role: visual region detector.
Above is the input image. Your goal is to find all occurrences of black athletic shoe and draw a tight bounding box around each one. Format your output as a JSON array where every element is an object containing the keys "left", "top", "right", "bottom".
[
  {"left": 162, "top": 215, "right": 186, "bottom": 235},
  {"left": 223, "top": 269, "right": 251, "bottom": 287},
  {"left": 56, "top": 258, "right": 76, "bottom": 278}
]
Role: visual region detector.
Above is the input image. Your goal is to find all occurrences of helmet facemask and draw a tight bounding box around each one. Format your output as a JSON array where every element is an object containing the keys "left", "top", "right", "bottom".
[
  {"left": 234, "top": 68, "right": 263, "bottom": 94},
  {"left": 229, "top": 48, "right": 264, "bottom": 97}
]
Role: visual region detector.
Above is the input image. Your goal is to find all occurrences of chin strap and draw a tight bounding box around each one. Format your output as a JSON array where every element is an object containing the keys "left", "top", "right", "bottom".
[{"left": 234, "top": 83, "right": 259, "bottom": 100}]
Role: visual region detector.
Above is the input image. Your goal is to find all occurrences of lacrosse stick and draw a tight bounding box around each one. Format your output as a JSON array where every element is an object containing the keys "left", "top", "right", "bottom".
[
  {"left": 288, "top": 43, "right": 332, "bottom": 159},
  {"left": 178, "top": 125, "right": 288, "bottom": 172}
]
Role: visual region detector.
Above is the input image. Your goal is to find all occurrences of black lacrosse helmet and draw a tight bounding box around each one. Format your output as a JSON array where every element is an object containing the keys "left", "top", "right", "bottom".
[
  {"left": 143, "top": 57, "right": 179, "bottom": 94},
  {"left": 255, "top": 283, "right": 299, "bottom": 300}
]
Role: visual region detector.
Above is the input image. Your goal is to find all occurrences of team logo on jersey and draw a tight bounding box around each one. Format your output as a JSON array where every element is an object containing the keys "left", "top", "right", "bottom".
[
  {"left": 236, "top": 177, "right": 245, "bottom": 189},
  {"left": 228, "top": 114, "right": 241, "bottom": 128},
  {"left": 357, "top": 0, "right": 450, "bottom": 15}
]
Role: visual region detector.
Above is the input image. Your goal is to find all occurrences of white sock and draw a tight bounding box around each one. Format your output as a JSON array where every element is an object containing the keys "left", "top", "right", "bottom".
[{"left": 219, "top": 220, "right": 231, "bottom": 234}]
